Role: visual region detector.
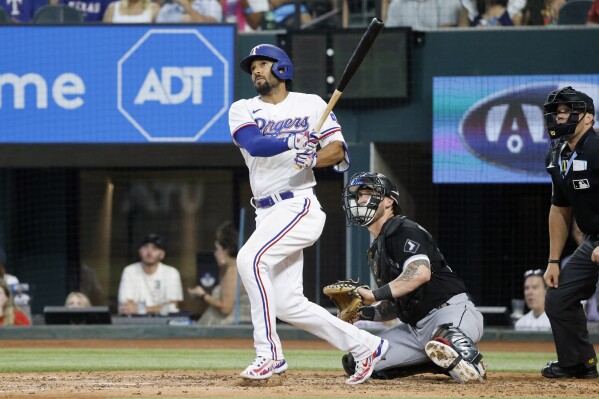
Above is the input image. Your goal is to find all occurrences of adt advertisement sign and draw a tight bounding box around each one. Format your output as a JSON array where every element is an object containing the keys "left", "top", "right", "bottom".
[
  {"left": 0, "top": 25, "right": 234, "bottom": 143},
  {"left": 433, "top": 75, "right": 599, "bottom": 184}
]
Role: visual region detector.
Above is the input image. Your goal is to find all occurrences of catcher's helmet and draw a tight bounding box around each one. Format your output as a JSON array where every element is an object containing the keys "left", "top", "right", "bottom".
[
  {"left": 239, "top": 44, "right": 294, "bottom": 81},
  {"left": 342, "top": 172, "right": 401, "bottom": 227},
  {"left": 544, "top": 86, "right": 594, "bottom": 140}
]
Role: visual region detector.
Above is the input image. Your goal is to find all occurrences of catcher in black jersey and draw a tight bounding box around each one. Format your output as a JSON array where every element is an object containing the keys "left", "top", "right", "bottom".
[
  {"left": 542, "top": 86, "right": 599, "bottom": 379},
  {"left": 340, "top": 172, "right": 485, "bottom": 383}
]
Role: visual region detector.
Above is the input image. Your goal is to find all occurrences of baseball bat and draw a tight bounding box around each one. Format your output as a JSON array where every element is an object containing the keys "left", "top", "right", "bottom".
[
  {"left": 314, "top": 17, "right": 384, "bottom": 134},
  {"left": 294, "top": 18, "right": 384, "bottom": 169}
]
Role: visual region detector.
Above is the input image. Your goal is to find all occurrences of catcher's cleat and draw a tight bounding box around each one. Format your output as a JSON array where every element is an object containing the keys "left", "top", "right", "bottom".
[
  {"left": 345, "top": 339, "right": 389, "bottom": 385},
  {"left": 273, "top": 359, "right": 288, "bottom": 374},
  {"left": 239, "top": 356, "right": 274, "bottom": 380},
  {"left": 425, "top": 339, "right": 485, "bottom": 383},
  {"left": 541, "top": 361, "right": 599, "bottom": 379}
]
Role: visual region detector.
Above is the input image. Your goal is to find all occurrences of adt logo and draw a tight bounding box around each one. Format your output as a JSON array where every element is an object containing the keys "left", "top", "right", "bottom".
[
  {"left": 459, "top": 82, "right": 599, "bottom": 174},
  {"left": 118, "top": 29, "right": 229, "bottom": 142}
]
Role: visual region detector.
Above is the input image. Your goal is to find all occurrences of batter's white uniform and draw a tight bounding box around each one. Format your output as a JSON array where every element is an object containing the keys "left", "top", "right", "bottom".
[{"left": 229, "top": 92, "right": 381, "bottom": 363}]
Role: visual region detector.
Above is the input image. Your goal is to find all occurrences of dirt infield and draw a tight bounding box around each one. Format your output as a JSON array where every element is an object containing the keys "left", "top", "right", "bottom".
[{"left": 2, "top": 339, "right": 599, "bottom": 398}]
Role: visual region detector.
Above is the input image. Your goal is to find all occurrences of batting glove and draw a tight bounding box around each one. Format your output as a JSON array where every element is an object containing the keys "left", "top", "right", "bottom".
[
  {"left": 305, "top": 132, "right": 319, "bottom": 152},
  {"left": 294, "top": 150, "right": 317, "bottom": 169},
  {"left": 286, "top": 132, "right": 309, "bottom": 150}
]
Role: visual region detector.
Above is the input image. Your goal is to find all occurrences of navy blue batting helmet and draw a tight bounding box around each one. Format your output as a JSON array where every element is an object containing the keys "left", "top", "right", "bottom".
[{"left": 240, "top": 44, "right": 294, "bottom": 81}]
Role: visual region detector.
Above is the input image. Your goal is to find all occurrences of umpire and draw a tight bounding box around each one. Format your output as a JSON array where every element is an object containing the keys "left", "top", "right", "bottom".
[{"left": 543, "top": 86, "right": 599, "bottom": 379}]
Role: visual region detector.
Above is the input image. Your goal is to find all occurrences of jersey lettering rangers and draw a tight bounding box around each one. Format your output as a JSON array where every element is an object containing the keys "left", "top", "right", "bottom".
[{"left": 229, "top": 92, "right": 349, "bottom": 198}]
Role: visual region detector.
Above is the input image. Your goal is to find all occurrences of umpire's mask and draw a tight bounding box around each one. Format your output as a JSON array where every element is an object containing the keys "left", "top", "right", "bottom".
[{"left": 544, "top": 86, "right": 594, "bottom": 140}]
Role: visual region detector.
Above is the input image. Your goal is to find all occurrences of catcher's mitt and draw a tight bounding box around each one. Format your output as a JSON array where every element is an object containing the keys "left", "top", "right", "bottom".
[{"left": 323, "top": 279, "right": 370, "bottom": 323}]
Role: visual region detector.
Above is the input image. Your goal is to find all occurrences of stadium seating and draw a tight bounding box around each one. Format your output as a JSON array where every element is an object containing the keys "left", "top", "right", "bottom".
[
  {"left": 558, "top": 0, "right": 593, "bottom": 25},
  {"left": 32, "top": 5, "right": 84, "bottom": 23}
]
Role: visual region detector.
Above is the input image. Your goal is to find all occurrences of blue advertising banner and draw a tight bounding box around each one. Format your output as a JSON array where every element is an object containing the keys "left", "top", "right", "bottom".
[
  {"left": 433, "top": 75, "right": 599, "bottom": 183},
  {"left": 0, "top": 25, "right": 234, "bottom": 143}
]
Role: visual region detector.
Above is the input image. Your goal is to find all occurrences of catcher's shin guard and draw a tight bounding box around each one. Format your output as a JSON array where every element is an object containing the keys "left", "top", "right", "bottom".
[
  {"left": 342, "top": 353, "right": 445, "bottom": 379},
  {"left": 425, "top": 324, "right": 485, "bottom": 383}
]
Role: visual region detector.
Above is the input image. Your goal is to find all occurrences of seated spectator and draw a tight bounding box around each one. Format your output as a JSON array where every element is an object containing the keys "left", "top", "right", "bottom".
[
  {"left": 188, "top": 222, "right": 251, "bottom": 326},
  {"left": 0, "top": 264, "right": 19, "bottom": 289},
  {"left": 65, "top": 291, "right": 92, "bottom": 308},
  {"left": 0, "top": 280, "right": 30, "bottom": 327},
  {"left": 521, "top": 0, "right": 565, "bottom": 25},
  {"left": 267, "top": 0, "right": 312, "bottom": 29},
  {"left": 0, "top": 0, "right": 40, "bottom": 23},
  {"left": 223, "top": 0, "right": 269, "bottom": 31},
  {"left": 588, "top": 0, "right": 599, "bottom": 24},
  {"left": 383, "top": 0, "right": 478, "bottom": 29},
  {"left": 103, "top": 0, "right": 159, "bottom": 22},
  {"left": 471, "top": 0, "right": 517, "bottom": 26},
  {"left": 514, "top": 269, "right": 551, "bottom": 331},
  {"left": 118, "top": 234, "right": 183, "bottom": 316},
  {"left": 50, "top": 0, "right": 112, "bottom": 22},
  {"left": 156, "top": 0, "right": 221, "bottom": 23}
]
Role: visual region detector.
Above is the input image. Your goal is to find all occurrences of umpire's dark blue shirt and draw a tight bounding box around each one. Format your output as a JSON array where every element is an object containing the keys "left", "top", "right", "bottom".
[{"left": 546, "top": 127, "right": 599, "bottom": 235}]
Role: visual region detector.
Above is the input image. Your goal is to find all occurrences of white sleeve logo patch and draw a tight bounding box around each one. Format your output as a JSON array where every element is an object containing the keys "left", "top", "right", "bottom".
[{"left": 404, "top": 239, "right": 420, "bottom": 253}]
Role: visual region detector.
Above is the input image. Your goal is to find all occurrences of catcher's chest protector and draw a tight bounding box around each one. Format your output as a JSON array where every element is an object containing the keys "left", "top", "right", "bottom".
[
  {"left": 369, "top": 216, "right": 425, "bottom": 325},
  {"left": 368, "top": 216, "right": 406, "bottom": 287}
]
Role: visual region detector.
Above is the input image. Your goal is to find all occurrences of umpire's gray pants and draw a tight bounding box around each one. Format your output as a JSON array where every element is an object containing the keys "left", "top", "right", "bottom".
[{"left": 374, "top": 293, "right": 484, "bottom": 371}]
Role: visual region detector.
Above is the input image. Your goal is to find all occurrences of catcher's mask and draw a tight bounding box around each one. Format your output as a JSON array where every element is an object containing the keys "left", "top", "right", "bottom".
[
  {"left": 342, "top": 172, "right": 401, "bottom": 227},
  {"left": 544, "top": 86, "right": 594, "bottom": 140}
]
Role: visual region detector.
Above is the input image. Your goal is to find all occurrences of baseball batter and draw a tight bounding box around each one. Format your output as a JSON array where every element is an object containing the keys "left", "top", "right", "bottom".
[
  {"left": 340, "top": 172, "right": 486, "bottom": 383},
  {"left": 228, "top": 44, "right": 388, "bottom": 385}
]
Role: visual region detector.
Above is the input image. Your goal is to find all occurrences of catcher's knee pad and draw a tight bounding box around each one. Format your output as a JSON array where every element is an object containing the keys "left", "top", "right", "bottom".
[{"left": 425, "top": 324, "right": 485, "bottom": 383}]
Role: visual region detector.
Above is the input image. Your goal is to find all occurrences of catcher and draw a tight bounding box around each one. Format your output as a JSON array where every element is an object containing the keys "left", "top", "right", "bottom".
[{"left": 325, "top": 172, "right": 486, "bottom": 383}]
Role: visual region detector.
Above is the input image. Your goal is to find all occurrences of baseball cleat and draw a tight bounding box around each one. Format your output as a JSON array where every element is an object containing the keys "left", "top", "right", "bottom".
[
  {"left": 345, "top": 339, "right": 389, "bottom": 385},
  {"left": 239, "top": 356, "right": 274, "bottom": 380},
  {"left": 273, "top": 359, "right": 288, "bottom": 374},
  {"left": 425, "top": 339, "right": 485, "bottom": 383},
  {"left": 542, "top": 361, "right": 599, "bottom": 379}
]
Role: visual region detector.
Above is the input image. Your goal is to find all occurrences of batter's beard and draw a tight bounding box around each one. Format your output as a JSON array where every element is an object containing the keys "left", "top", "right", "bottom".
[{"left": 255, "top": 80, "right": 272, "bottom": 96}]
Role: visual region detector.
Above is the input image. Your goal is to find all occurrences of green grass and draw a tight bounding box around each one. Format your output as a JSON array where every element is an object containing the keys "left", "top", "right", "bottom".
[{"left": 0, "top": 348, "right": 554, "bottom": 373}]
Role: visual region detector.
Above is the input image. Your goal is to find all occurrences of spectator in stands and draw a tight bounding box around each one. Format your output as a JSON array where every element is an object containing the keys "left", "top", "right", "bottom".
[
  {"left": 118, "top": 234, "right": 183, "bottom": 316},
  {"left": 223, "top": 0, "right": 269, "bottom": 31},
  {"left": 0, "top": 280, "right": 30, "bottom": 327},
  {"left": 471, "top": 0, "right": 518, "bottom": 26},
  {"left": 103, "top": 0, "right": 159, "bottom": 22},
  {"left": 50, "top": 0, "right": 112, "bottom": 21},
  {"left": 588, "top": 0, "right": 599, "bottom": 24},
  {"left": 188, "top": 221, "right": 251, "bottom": 326},
  {"left": 0, "top": 0, "right": 41, "bottom": 23},
  {"left": 383, "top": 0, "right": 478, "bottom": 29},
  {"left": 65, "top": 292, "right": 92, "bottom": 308},
  {"left": 156, "top": 0, "right": 221, "bottom": 23},
  {"left": 514, "top": 269, "right": 551, "bottom": 331},
  {"left": 266, "top": 0, "right": 312, "bottom": 29},
  {"left": 521, "top": 0, "right": 565, "bottom": 25},
  {"left": 0, "top": 266, "right": 18, "bottom": 287}
]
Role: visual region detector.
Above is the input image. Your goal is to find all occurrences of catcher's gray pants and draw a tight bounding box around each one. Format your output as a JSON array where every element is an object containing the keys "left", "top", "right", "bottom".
[{"left": 374, "top": 293, "right": 484, "bottom": 371}]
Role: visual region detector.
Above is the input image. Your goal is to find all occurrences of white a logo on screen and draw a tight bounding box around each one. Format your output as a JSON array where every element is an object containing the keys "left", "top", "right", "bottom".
[{"left": 459, "top": 81, "right": 599, "bottom": 175}]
